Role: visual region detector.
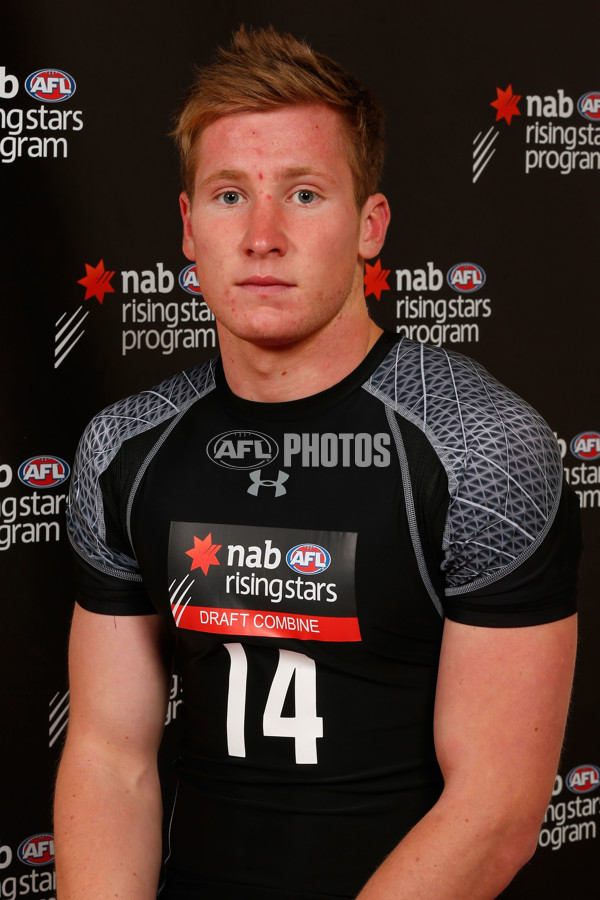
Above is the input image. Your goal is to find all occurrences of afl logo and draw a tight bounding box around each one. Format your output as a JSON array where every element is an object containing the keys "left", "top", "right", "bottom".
[
  {"left": 286, "top": 543, "right": 331, "bottom": 575},
  {"left": 179, "top": 264, "right": 202, "bottom": 295},
  {"left": 25, "top": 69, "right": 75, "bottom": 102},
  {"left": 18, "top": 456, "right": 70, "bottom": 488},
  {"left": 447, "top": 263, "right": 485, "bottom": 294},
  {"left": 566, "top": 764, "right": 600, "bottom": 794},
  {"left": 570, "top": 431, "right": 600, "bottom": 460},
  {"left": 18, "top": 834, "right": 55, "bottom": 867},
  {"left": 577, "top": 91, "right": 600, "bottom": 121},
  {"left": 207, "top": 431, "right": 278, "bottom": 469}
]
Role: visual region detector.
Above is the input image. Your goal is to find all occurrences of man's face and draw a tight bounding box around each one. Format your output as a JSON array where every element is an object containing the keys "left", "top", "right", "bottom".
[{"left": 180, "top": 104, "right": 388, "bottom": 348}]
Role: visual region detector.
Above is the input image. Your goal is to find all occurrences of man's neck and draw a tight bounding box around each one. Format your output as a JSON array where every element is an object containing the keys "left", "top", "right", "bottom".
[{"left": 218, "top": 317, "right": 383, "bottom": 403}]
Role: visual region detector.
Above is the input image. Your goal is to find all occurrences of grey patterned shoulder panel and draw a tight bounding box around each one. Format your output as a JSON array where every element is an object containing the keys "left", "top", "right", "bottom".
[
  {"left": 363, "top": 339, "right": 562, "bottom": 595},
  {"left": 67, "top": 359, "right": 217, "bottom": 580}
]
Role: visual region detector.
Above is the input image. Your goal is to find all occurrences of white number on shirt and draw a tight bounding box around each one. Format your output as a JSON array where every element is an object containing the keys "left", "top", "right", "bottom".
[{"left": 224, "top": 643, "right": 323, "bottom": 764}]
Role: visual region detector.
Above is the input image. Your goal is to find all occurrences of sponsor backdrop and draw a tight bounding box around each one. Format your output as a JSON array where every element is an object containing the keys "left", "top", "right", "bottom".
[{"left": 1, "top": 1, "right": 598, "bottom": 896}]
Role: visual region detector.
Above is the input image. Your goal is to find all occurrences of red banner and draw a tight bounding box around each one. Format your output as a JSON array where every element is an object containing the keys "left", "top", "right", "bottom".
[{"left": 172, "top": 604, "right": 362, "bottom": 642}]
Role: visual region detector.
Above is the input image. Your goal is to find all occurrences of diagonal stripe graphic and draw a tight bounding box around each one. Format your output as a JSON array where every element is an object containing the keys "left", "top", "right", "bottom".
[
  {"left": 49, "top": 690, "right": 70, "bottom": 747},
  {"left": 55, "top": 306, "right": 89, "bottom": 368},
  {"left": 473, "top": 127, "right": 499, "bottom": 183}
]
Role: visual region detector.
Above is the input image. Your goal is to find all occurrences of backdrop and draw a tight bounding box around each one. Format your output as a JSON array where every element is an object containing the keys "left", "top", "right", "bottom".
[{"left": 1, "top": 1, "right": 599, "bottom": 897}]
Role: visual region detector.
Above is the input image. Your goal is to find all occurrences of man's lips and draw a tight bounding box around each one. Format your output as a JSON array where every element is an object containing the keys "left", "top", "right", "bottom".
[
  {"left": 237, "top": 276, "right": 295, "bottom": 295},
  {"left": 238, "top": 276, "right": 294, "bottom": 286}
]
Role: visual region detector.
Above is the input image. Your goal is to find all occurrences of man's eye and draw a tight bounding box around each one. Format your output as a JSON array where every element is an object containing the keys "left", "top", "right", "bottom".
[
  {"left": 219, "top": 191, "right": 242, "bottom": 205},
  {"left": 294, "top": 190, "right": 317, "bottom": 204}
]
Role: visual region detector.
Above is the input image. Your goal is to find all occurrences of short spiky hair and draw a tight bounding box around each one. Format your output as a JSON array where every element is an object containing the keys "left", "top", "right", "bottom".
[{"left": 172, "top": 25, "right": 385, "bottom": 208}]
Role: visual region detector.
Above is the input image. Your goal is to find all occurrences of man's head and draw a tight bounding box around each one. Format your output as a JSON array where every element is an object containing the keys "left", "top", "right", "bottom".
[{"left": 172, "top": 25, "right": 385, "bottom": 209}]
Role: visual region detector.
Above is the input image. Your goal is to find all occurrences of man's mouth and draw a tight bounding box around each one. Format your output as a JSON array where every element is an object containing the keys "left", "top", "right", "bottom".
[{"left": 237, "top": 276, "right": 295, "bottom": 294}]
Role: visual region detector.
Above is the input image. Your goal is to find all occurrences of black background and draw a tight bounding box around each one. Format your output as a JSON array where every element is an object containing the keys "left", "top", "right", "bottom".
[{"left": 1, "top": 1, "right": 599, "bottom": 896}]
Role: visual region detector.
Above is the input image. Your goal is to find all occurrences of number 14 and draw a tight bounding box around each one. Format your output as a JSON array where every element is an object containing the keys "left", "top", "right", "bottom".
[{"left": 224, "top": 643, "right": 324, "bottom": 764}]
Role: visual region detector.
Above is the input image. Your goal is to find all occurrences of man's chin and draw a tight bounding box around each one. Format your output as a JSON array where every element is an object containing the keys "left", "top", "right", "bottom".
[
  {"left": 244, "top": 330, "right": 308, "bottom": 350},
  {"left": 221, "top": 319, "right": 322, "bottom": 351}
]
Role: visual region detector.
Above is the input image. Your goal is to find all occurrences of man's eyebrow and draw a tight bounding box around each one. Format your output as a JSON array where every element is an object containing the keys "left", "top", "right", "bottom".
[
  {"left": 275, "top": 166, "right": 330, "bottom": 181},
  {"left": 198, "top": 166, "right": 333, "bottom": 189},
  {"left": 198, "top": 169, "right": 245, "bottom": 189}
]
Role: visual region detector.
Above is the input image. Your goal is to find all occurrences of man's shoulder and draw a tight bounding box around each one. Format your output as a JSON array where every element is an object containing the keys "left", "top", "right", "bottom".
[
  {"left": 365, "top": 337, "right": 559, "bottom": 465},
  {"left": 365, "top": 335, "right": 562, "bottom": 513},
  {"left": 67, "top": 357, "right": 219, "bottom": 577},
  {"left": 367, "top": 336, "right": 528, "bottom": 417},
  {"left": 366, "top": 338, "right": 567, "bottom": 597},
  {"left": 80, "top": 357, "right": 218, "bottom": 458}
]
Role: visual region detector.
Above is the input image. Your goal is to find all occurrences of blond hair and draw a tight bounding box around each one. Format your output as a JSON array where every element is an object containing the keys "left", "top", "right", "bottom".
[{"left": 172, "top": 25, "right": 385, "bottom": 208}]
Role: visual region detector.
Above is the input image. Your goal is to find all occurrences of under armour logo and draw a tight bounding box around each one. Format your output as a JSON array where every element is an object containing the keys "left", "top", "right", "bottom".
[{"left": 247, "top": 469, "right": 289, "bottom": 497}]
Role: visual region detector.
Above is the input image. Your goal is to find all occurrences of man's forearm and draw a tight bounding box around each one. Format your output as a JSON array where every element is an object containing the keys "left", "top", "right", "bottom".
[
  {"left": 54, "top": 741, "right": 163, "bottom": 899},
  {"left": 356, "top": 789, "right": 539, "bottom": 900}
]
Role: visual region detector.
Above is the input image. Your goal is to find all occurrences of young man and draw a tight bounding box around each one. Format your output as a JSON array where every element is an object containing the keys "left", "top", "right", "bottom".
[{"left": 55, "top": 26, "right": 580, "bottom": 900}]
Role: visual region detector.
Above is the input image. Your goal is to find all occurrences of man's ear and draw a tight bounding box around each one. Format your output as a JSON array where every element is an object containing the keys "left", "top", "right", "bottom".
[
  {"left": 358, "top": 193, "right": 391, "bottom": 260},
  {"left": 180, "top": 192, "right": 196, "bottom": 261}
]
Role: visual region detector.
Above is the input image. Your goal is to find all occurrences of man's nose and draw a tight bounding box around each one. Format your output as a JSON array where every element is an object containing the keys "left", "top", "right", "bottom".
[{"left": 243, "top": 197, "right": 288, "bottom": 256}]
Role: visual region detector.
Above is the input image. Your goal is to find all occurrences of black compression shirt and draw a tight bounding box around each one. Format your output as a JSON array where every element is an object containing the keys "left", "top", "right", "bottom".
[{"left": 67, "top": 333, "right": 580, "bottom": 898}]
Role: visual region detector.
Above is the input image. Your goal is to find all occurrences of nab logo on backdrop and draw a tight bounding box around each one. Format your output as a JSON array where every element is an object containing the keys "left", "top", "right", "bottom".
[
  {"left": 77, "top": 259, "right": 116, "bottom": 304},
  {"left": 18, "top": 456, "right": 69, "bottom": 488},
  {"left": 17, "top": 834, "right": 55, "bottom": 866},
  {"left": 56, "top": 258, "right": 215, "bottom": 368},
  {"left": 473, "top": 82, "right": 600, "bottom": 182},
  {"left": 388, "top": 258, "right": 492, "bottom": 348},
  {"left": 25, "top": 69, "right": 75, "bottom": 102},
  {"left": 364, "top": 259, "right": 391, "bottom": 301},
  {"left": 566, "top": 765, "right": 600, "bottom": 794}
]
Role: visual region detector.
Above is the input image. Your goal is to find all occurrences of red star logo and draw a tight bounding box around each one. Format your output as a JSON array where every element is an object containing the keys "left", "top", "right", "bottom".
[
  {"left": 490, "top": 84, "right": 521, "bottom": 125},
  {"left": 77, "top": 259, "right": 115, "bottom": 303},
  {"left": 364, "top": 259, "right": 391, "bottom": 301},
  {"left": 185, "top": 533, "right": 222, "bottom": 575}
]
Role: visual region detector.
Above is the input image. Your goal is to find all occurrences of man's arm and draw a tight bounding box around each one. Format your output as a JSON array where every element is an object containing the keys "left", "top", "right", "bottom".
[
  {"left": 54, "top": 604, "right": 172, "bottom": 899},
  {"left": 357, "top": 614, "right": 577, "bottom": 899}
]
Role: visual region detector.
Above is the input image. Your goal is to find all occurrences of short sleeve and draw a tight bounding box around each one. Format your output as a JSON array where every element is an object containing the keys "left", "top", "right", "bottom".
[
  {"left": 365, "top": 338, "right": 581, "bottom": 627},
  {"left": 443, "top": 480, "right": 581, "bottom": 626},
  {"left": 431, "top": 354, "right": 581, "bottom": 623},
  {"left": 66, "top": 360, "right": 217, "bottom": 616},
  {"left": 67, "top": 411, "right": 156, "bottom": 616},
  {"left": 72, "top": 555, "right": 155, "bottom": 616}
]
